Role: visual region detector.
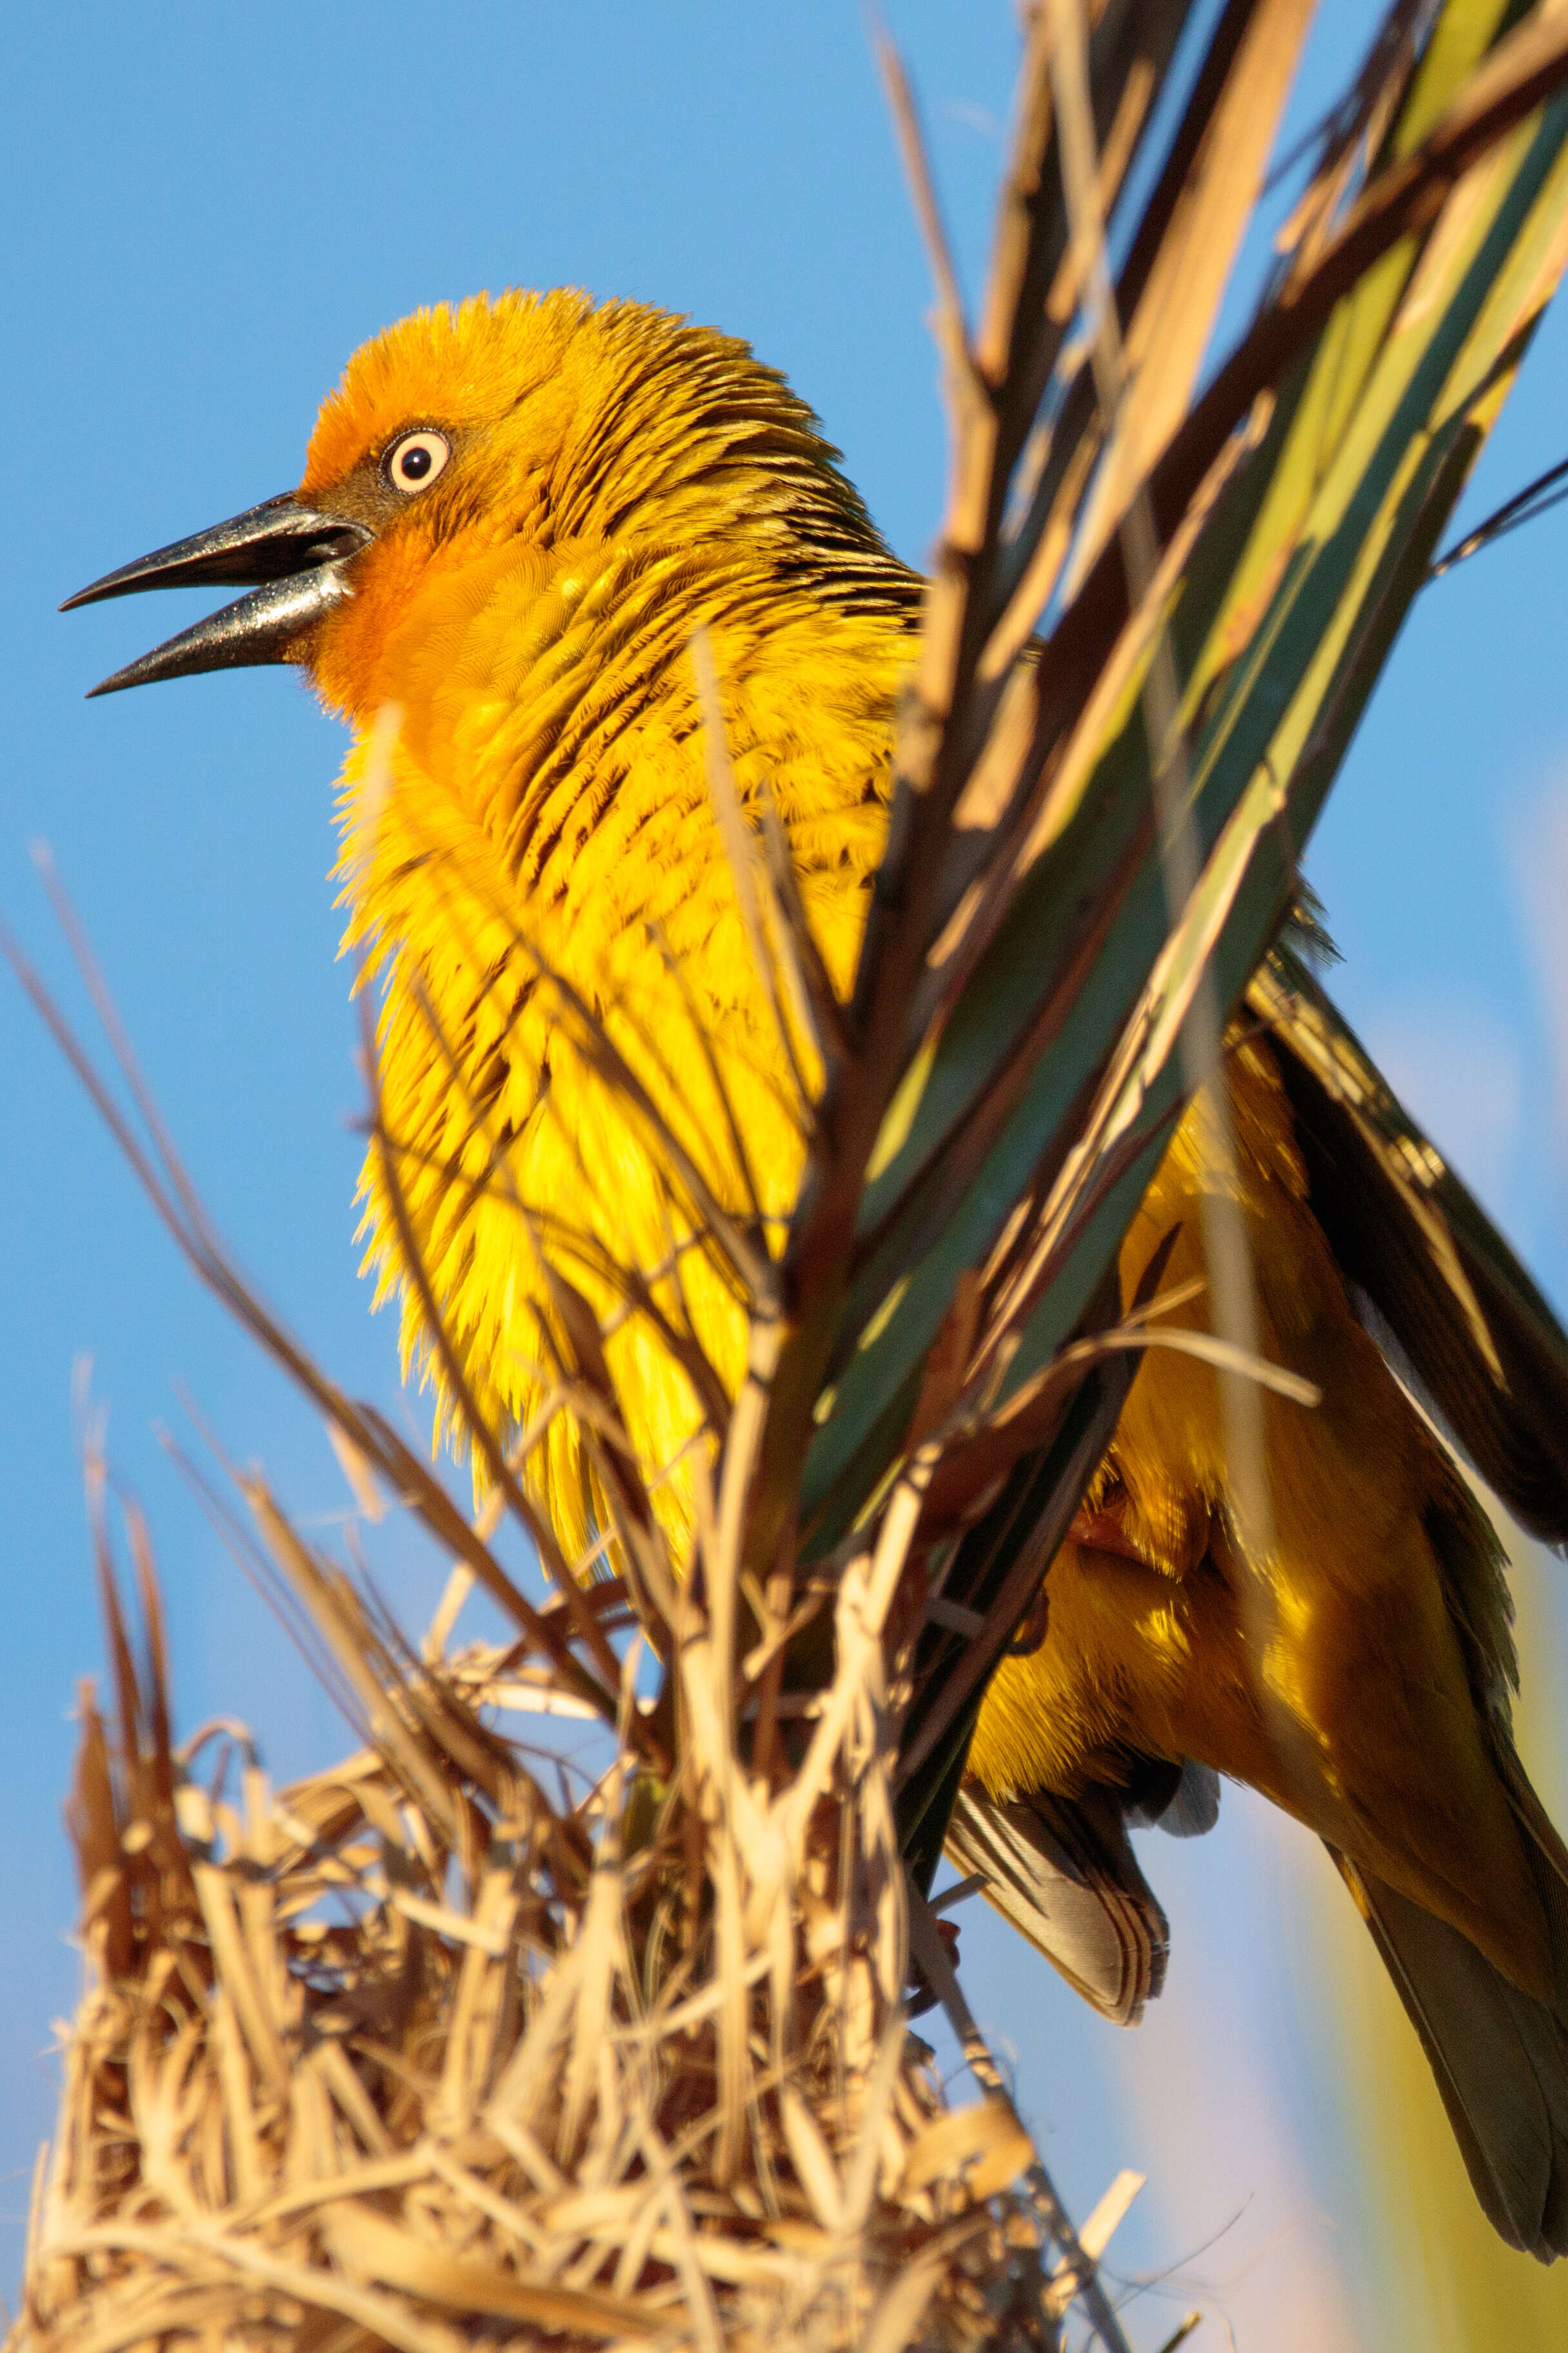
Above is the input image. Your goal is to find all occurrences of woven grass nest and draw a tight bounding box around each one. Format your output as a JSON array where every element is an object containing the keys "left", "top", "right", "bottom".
[{"left": 11, "top": 1438, "right": 1098, "bottom": 2353}]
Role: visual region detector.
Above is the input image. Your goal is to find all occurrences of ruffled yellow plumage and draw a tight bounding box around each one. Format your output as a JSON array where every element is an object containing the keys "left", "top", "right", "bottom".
[
  {"left": 301, "top": 287, "right": 1554, "bottom": 2020},
  {"left": 318, "top": 292, "right": 916, "bottom": 1560}
]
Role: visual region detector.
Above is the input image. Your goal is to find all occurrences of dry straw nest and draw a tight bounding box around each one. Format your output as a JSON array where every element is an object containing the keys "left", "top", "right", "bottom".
[{"left": 12, "top": 1460, "right": 1079, "bottom": 2353}]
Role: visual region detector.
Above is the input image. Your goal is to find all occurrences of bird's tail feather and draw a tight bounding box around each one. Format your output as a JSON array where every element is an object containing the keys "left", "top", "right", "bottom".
[
  {"left": 946, "top": 1783, "right": 1167, "bottom": 2027},
  {"left": 1331, "top": 1818, "right": 1568, "bottom": 2261}
]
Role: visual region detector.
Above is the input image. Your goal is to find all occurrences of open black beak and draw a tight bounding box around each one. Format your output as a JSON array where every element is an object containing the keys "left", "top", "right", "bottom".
[{"left": 63, "top": 493, "right": 374, "bottom": 697}]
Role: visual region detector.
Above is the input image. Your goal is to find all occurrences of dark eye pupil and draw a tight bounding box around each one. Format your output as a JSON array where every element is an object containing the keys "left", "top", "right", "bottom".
[{"left": 400, "top": 444, "right": 432, "bottom": 481}]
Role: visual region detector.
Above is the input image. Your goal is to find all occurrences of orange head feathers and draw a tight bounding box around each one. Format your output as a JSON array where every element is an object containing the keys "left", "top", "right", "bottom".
[{"left": 67, "top": 289, "right": 910, "bottom": 717}]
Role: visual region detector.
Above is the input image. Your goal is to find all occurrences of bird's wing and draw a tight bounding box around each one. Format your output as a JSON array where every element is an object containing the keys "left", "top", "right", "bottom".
[
  {"left": 1331, "top": 1831, "right": 1568, "bottom": 2261},
  {"left": 1249, "top": 948, "right": 1568, "bottom": 1547},
  {"left": 944, "top": 1782, "right": 1168, "bottom": 2026}
]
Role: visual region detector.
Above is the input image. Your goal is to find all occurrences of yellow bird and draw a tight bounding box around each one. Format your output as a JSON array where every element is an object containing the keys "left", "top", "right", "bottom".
[{"left": 67, "top": 288, "right": 1568, "bottom": 2258}]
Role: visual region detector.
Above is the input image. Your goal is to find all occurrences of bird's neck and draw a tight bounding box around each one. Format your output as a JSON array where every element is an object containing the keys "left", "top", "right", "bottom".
[{"left": 333, "top": 506, "right": 918, "bottom": 1023}]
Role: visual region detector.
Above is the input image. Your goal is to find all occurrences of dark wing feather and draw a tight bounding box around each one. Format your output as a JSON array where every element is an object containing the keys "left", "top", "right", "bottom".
[
  {"left": 945, "top": 1782, "right": 1168, "bottom": 2026},
  {"left": 1133, "top": 1757, "right": 1220, "bottom": 1838},
  {"left": 1250, "top": 949, "right": 1568, "bottom": 1546}
]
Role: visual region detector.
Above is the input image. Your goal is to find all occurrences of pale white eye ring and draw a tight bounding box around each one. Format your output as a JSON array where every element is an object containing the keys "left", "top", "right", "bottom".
[{"left": 383, "top": 428, "right": 451, "bottom": 495}]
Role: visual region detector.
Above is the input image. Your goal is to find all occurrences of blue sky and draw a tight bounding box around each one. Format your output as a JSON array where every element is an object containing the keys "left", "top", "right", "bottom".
[{"left": 6, "top": 6, "right": 1568, "bottom": 2340}]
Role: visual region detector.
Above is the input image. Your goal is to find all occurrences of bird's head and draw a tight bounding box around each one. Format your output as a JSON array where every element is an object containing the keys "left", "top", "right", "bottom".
[{"left": 65, "top": 289, "right": 871, "bottom": 722}]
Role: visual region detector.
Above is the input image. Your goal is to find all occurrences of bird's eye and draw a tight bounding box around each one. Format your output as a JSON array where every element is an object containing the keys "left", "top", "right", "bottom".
[{"left": 383, "top": 429, "right": 451, "bottom": 495}]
